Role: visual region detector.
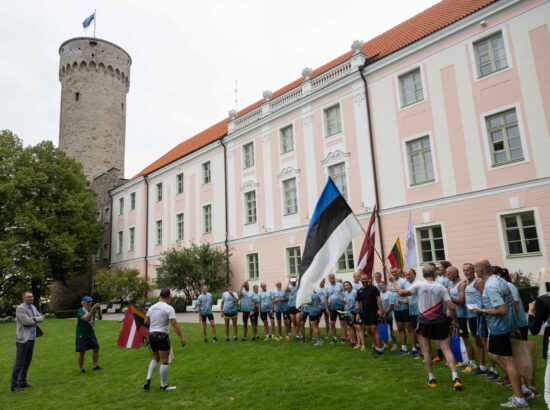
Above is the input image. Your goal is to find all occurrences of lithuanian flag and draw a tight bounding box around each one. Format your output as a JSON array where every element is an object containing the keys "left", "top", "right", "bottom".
[
  {"left": 388, "top": 237, "right": 404, "bottom": 269},
  {"left": 117, "top": 304, "right": 149, "bottom": 349}
]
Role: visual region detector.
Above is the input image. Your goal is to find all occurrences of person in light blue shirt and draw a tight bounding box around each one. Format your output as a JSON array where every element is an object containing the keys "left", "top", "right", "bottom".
[
  {"left": 326, "top": 273, "right": 345, "bottom": 343},
  {"left": 352, "top": 271, "right": 363, "bottom": 292},
  {"left": 221, "top": 284, "right": 239, "bottom": 342},
  {"left": 389, "top": 267, "right": 409, "bottom": 354},
  {"left": 286, "top": 278, "right": 299, "bottom": 340},
  {"left": 379, "top": 281, "right": 397, "bottom": 349},
  {"left": 342, "top": 281, "right": 358, "bottom": 347},
  {"left": 303, "top": 291, "right": 323, "bottom": 346},
  {"left": 404, "top": 269, "right": 420, "bottom": 357},
  {"left": 250, "top": 284, "right": 261, "bottom": 341},
  {"left": 239, "top": 281, "right": 255, "bottom": 341},
  {"left": 463, "top": 262, "right": 487, "bottom": 374},
  {"left": 315, "top": 278, "right": 329, "bottom": 338},
  {"left": 259, "top": 282, "right": 275, "bottom": 340},
  {"left": 197, "top": 284, "right": 217, "bottom": 343},
  {"left": 493, "top": 266, "right": 529, "bottom": 340},
  {"left": 447, "top": 266, "right": 474, "bottom": 368},
  {"left": 272, "top": 281, "right": 289, "bottom": 341}
]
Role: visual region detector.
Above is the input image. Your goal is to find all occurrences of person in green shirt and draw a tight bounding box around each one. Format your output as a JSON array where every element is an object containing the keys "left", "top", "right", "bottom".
[{"left": 76, "top": 296, "right": 101, "bottom": 373}]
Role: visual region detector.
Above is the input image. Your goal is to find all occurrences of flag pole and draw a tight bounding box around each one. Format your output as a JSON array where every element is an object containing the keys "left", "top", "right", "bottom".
[
  {"left": 93, "top": 9, "right": 97, "bottom": 38},
  {"left": 361, "top": 205, "right": 391, "bottom": 282}
]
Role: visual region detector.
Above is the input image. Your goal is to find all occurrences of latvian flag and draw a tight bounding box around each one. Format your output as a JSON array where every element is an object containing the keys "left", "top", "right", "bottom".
[
  {"left": 117, "top": 304, "right": 149, "bottom": 349},
  {"left": 388, "top": 237, "right": 404, "bottom": 269},
  {"left": 357, "top": 205, "right": 376, "bottom": 279},
  {"left": 296, "top": 178, "right": 363, "bottom": 308}
]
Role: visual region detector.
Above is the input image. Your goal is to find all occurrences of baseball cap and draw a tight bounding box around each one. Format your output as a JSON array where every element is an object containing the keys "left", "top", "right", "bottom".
[
  {"left": 82, "top": 296, "right": 92, "bottom": 302},
  {"left": 290, "top": 277, "right": 297, "bottom": 283}
]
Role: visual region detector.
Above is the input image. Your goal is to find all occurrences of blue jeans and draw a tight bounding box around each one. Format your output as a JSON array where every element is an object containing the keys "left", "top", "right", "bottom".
[{"left": 11, "top": 340, "right": 35, "bottom": 389}]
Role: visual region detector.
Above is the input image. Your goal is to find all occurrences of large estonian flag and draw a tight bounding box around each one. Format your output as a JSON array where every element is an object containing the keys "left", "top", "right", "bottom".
[
  {"left": 296, "top": 178, "right": 363, "bottom": 307},
  {"left": 117, "top": 304, "right": 149, "bottom": 349}
]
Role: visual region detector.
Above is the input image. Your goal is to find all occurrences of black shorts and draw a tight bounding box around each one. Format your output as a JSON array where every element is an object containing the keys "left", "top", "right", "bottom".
[
  {"left": 149, "top": 332, "right": 170, "bottom": 352},
  {"left": 318, "top": 309, "right": 327, "bottom": 319},
  {"left": 345, "top": 315, "right": 356, "bottom": 327},
  {"left": 242, "top": 311, "right": 251, "bottom": 325},
  {"left": 488, "top": 333, "right": 512, "bottom": 356},
  {"left": 329, "top": 309, "right": 343, "bottom": 322},
  {"left": 301, "top": 311, "right": 309, "bottom": 323},
  {"left": 309, "top": 314, "right": 319, "bottom": 323},
  {"left": 260, "top": 311, "right": 273, "bottom": 321},
  {"left": 275, "top": 311, "right": 290, "bottom": 321},
  {"left": 201, "top": 313, "right": 214, "bottom": 323},
  {"left": 223, "top": 312, "right": 238, "bottom": 319},
  {"left": 361, "top": 311, "right": 378, "bottom": 326},
  {"left": 410, "top": 315, "right": 418, "bottom": 330},
  {"left": 518, "top": 326, "right": 528, "bottom": 341},
  {"left": 76, "top": 335, "right": 99, "bottom": 352},
  {"left": 250, "top": 309, "right": 259, "bottom": 325},
  {"left": 457, "top": 317, "right": 469, "bottom": 338},
  {"left": 289, "top": 307, "right": 299, "bottom": 315},
  {"left": 417, "top": 322, "right": 449, "bottom": 341},
  {"left": 394, "top": 310, "right": 410, "bottom": 323}
]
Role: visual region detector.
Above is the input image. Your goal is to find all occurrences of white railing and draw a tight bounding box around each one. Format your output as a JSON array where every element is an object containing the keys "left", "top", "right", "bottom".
[
  {"left": 234, "top": 106, "right": 263, "bottom": 128},
  {"left": 311, "top": 61, "right": 352, "bottom": 92},
  {"left": 270, "top": 87, "right": 302, "bottom": 111}
]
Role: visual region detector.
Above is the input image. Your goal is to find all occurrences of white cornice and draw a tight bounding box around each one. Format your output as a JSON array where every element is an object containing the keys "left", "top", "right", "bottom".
[{"left": 111, "top": 176, "right": 145, "bottom": 195}]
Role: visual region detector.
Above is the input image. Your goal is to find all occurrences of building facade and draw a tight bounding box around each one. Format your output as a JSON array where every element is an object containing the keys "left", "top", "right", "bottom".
[{"left": 111, "top": 0, "right": 550, "bottom": 290}]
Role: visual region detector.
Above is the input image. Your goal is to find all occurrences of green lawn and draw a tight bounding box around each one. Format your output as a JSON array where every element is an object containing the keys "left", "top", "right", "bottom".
[{"left": 0, "top": 319, "right": 547, "bottom": 409}]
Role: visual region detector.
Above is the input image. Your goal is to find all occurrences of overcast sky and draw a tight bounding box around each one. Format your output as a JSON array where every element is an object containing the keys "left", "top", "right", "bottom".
[{"left": 0, "top": 0, "right": 440, "bottom": 178}]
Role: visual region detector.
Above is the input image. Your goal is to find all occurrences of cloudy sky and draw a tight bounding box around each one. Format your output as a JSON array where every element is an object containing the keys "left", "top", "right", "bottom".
[{"left": 0, "top": 0, "right": 440, "bottom": 178}]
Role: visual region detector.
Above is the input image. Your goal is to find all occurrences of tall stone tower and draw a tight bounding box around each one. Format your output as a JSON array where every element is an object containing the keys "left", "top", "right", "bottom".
[
  {"left": 58, "top": 37, "right": 131, "bottom": 180},
  {"left": 51, "top": 37, "right": 131, "bottom": 310}
]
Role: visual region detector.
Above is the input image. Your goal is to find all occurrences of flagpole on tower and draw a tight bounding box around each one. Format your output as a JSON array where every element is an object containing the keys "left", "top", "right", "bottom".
[{"left": 93, "top": 9, "right": 97, "bottom": 38}]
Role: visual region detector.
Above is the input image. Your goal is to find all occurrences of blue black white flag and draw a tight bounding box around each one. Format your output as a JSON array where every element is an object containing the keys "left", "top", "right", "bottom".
[
  {"left": 296, "top": 178, "right": 363, "bottom": 307},
  {"left": 82, "top": 12, "right": 95, "bottom": 29}
]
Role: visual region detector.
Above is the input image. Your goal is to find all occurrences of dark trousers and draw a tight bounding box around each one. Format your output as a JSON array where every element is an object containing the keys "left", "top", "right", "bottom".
[{"left": 11, "top": 340, "right": 35, "bottom": 388}]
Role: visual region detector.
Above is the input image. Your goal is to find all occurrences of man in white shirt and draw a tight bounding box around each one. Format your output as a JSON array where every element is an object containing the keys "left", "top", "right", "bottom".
[{"left": 143, "top": 288, "right": 186, "bottom": 391}]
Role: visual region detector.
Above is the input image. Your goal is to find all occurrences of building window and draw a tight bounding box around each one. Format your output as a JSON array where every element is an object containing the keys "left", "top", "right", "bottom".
[
  {"left": 203, "top": 205, "right": 212, "bottom": 234},
  {"left": 117, "top": 231, "right": 123, "bottom": 254},
  {"left": 328, "top": 162, "right": 348, "bottom": 200},
  {"left": 119, "top": 198, "right": 124, "bottom": 215},
  {"left": 176, "top": 213, "right": 184, "bottom": 241},
  {"left": 324, "top": 104, "right": 342, "bottom": 137},
  {"left": 129, "top": 227, "right": 135, "bottom": 251},
  {"left": 244, "top": 191, "right": 257, "bottom": 224},
  {"left": 280, "top": 125, "right": 294, "bottom": 154},
  {"left": 406, "top": 136, "right": 435, "bottom": 185},
  {"left": 399, "top": 68, "right": 424, "bottom": 107},
  {"left": 102, "top": 242, "right": 108, "bottom": 260},
  {"left": 502, "top": 211, "right": 540, "bottom": 256},
  {"left": 246, "top": 253, "right": 259, "bottom": 280},
  {"left": 104, "top": 207, "right": 110, "bottom": 223},
  {"left": 286, "top": 247, "right": 301, "bottom": 276},
  {"left": 243, "top": 142, "right": 255, "bottom": 169},
  {"left": 202, "top": 162, "right": 211, "bottom": 184},
  {"left": 176, "top": 173, "right": 184, "bottom": 195},
  {"left": 156, "top": 183, "right": 163, "bottom": 202},
  {"left": 418, "top": 225, "right": 446, "bottom": 263},
  {"left": 337, "top": 242, "right": 354, "bottom": 271},
  {"left": 156, "top": 220, "right": 163, "bottom": 245},
  {"left": 283, "top": 178, "right": 298, "bottom": 215},
  {"left": 474, "top": 32, "right": 508, "bottom": 78},
  {"left": 96, "top": 211, "right": 100, "bottom": 222},
  {"left": 130, "top": 192, "right": 136, "bottom": 210},
  {"left": 485, "top": 109, "right": 523, "bottom": 166}
]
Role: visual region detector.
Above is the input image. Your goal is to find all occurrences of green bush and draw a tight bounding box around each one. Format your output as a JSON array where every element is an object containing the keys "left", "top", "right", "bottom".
[
  {"left": 171, "top": 296, "right": 189, "bottom": 313},
  {"left": 54, "top": 310, "right": 77, "bottom": 319}
]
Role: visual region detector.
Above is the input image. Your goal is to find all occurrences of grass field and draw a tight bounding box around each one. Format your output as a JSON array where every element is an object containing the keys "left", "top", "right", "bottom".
[{"left": 0, "top": 319, "right": 547, "bottom": 409}]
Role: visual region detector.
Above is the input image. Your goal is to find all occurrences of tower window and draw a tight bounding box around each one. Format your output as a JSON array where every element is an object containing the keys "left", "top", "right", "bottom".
[
  {"left": 75, "top": 92, "right": 79, "bottom": 101},
  {"left": 121, "top": 103, "right": 124, "bottom": 110}
]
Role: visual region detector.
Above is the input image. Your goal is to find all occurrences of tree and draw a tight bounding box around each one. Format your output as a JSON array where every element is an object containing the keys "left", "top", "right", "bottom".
[
  {"left": 155, "top": 243, "right": 230, "bottom": 301},
  {"left": 0, "top": 130, "right": 102, "bottom": 308},
  {"left": 94, "top": 267, "right": 151, "bottom": 303}
]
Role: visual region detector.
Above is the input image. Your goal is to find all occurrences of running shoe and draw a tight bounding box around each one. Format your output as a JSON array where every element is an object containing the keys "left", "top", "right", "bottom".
[
  {"left": 522, "top": 389, "right": 535, "bottom": 401},
  {"left": 375, "top": 349, "right": 384, "bottom": 356},
  {"left": 314, "top": 340, "right": 324, "bottom": 347},
  {"left": 234, "top": 336, "right": 238, "bottom": 342},
  {"left": 410, "top": 351, "right": 419, "bottom": 359},
  {"left": 499, "top": 377, "right": 511, "bottom": 386},
  {"left": 242, "top": 337, "right": 247, "bottom": 342},
  {"left": 462, "top": 364, "right": 477, "bottom": 374},
  {"left": 285, "top": 336, "right": 290, "bottom": 342},
  {"left": 456, "top": 362, "right": 466, "bottom": 368},
  {"left": 397, "top": 349, "right": 408, "bottom": 356},
  {"left": 390, "top": 344, "right": 398, "bottom": 351},
  {"left": 204, "top": 338, "right": 208, "bottom": 343},
  {"left": 160, "top": 384, "right": 177, "bottom": 391},
  {"left": 427, "top": 379, "right": 438, "bottom": 388},
  {"left": 143, "top": 379, "right": 151, "bottom": 391},
  {"left": 226, "top": 338, "right": 230, "bottom": 342},
  {"left": 331, "top": 337, "right": 338, "bottom": 344},
  {"left": 525, "top": 386, "right": 540, "bottom": 397},
  {"left": 500, "top": 397, "right": 529, "bottom": 408},
  {"left": 471, "top": 368, "right": 487, "bottom": 375},
  {"left": 213, "top": 337, "right": 218, "bottom": 343},
  {"left": 484, "top": 371, "right": 499, "bottom": 381},
  {"left": 263, "top": 336, "right": 270, "bottom": 341},
  {"left": 453, "top": 378, "right": 463, "bottom": 391}
]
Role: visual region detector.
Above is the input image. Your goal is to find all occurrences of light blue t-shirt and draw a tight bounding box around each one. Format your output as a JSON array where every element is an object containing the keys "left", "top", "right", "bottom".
[
  {"left": 272, "top": 288, "right": 288, "bottom": 312},
  {"left": 390, "top": 278, "right": 409, "bottom": 312},
  {"left": 507, "top": 282, "right": 528, "bottom": 328},
  {"left": 222, "top": 291, "right": 239, "bottom": 314},
  {"left": 252, "top": 291, "right": 261, "bottom": 310},
  {"left": 352, "top": 281, "right": 363, "bottom": 292},
  {"left": 449, "top": 280, "right": 467, "bottom": 318},
  {"left": 405, "top": 280, "right": 419, "bottom": 316},
  {"left": 380, "top": 291, "right": 393, "bottom": 320},
  {"left": 482, "top": 275, "right": 514, "bottom": 335},
  {"left": 465, "top": 278, "right": 483, "bottom": 319},
  {"left": 240, "top": 290, "right": 254, "bottom": 312},
  {"left": 326, "top": 282, "right": 344, "bottom": 310},
  {"left": 259, "top": 290, "right": 272, "bottom": 312},
  {"left": 436, "top": 275, "right": 451, "bottom": 290},
  {"left": 287, "top": 285, "right": 298, "bottom": 308},
  {"left": 343, "top": 290, "right": 357, "bottom": 315},
  {"left": 306, "top": 292, "right": 321, "bottom": 316},
  {"left": 197, "top": 293, "right": 213, "bottom": 315},
  {"left": 315, "top": 287, "right": 327, "bottom": 309}
]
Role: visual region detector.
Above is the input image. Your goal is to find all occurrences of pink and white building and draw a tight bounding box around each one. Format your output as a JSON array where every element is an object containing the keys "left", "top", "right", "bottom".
[{"left": 110, "top": 0, "right": 550, "bottom": 288}]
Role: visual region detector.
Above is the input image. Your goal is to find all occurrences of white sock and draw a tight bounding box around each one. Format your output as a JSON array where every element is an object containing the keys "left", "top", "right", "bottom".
[
  {"left": 146, "top": 360, "right": 158, "bottom": 380},
  {"left": 401, "top": 345, "right": 407, "bottom": 351},
  {"left": 160, "top": 364, "right": 169, "bottom": 386},
  {"left": 490, "top": 367, "right": 497, "bottom": 374},
  {"left": 469, "top": 360, "right": 477, "bottom": 367},
  {"left": 451, "top": 372, "right": 458, "bottom": 380},
  {"left": 412, "top": 347, "right": 417, "bottom": 352},
  {"left": 515, "top": 396, "right": 527, "bottom": 404},
  {"left": 479, "top": 365, "right": 487, "bottom": 371},
  {"left": 521, "top": 385, "right": 530, "bottom": 394},
  {"left": 428, "top": 372, "right": 435, "bottom": 380}
]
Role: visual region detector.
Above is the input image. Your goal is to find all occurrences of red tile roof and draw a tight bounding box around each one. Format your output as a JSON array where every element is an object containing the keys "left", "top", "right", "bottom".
[{"left": 132, "top": 0, "right": 497, "bottom": 179}]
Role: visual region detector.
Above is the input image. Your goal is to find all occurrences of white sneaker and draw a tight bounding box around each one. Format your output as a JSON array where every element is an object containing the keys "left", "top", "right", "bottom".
[
  {"left": 160, "top": 385, "right": 177, "bottom": 391},
  {"left": 500, "top": 397, "right": 529, "bottom": 408}
]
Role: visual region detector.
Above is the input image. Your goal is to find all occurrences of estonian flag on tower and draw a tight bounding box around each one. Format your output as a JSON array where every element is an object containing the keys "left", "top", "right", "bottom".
[
  {"left": 296, "top": 178, "right": 363, "bottom": 307},
  {"left": 82, "top": 12, "right": 95, "bottom": 29}
]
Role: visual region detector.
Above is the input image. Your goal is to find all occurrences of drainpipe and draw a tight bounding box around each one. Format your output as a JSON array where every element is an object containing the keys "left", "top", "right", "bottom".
[
  {"left": 144, "top": 176, "right": 149, "bottom": 284},
  {"left": 220, "top": 138, "right": 230, "bottom": 284},
  {"left": 358, "top": 57, "right": 387, "bottom": 280}
]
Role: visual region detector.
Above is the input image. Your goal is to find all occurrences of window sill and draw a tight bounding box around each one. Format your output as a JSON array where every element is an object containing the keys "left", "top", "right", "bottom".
[
  {"left": 477, "top": 65, "right": 509, "bottom": 80},
  {"left": 409, "top": 179, "right": 436, "bottom": 188},
  {"left": 324, "top": 130, "right": 343, "bottom": 139},
  {"left": 505, "top": 252, "right": 542, "bottom": 259},
  {"left": 399, "top": 98, "right": 425, "bottom": 110},
  {"left": 491, "top": 158, "right": 526, "bottom": 169}
]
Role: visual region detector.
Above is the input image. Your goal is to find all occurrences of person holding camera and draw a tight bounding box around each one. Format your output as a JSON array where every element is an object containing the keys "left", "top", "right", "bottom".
[{"left": 76, "top": 296, "right": 101, "bottom": 373}]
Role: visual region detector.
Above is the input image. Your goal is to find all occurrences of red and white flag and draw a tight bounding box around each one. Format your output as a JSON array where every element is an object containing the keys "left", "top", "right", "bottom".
[
  {"left": 357, "top": 205, "right": 377, "bottom": 279},
  {"left": 117, "top": 304, "right": 149, "bottom": 349}
]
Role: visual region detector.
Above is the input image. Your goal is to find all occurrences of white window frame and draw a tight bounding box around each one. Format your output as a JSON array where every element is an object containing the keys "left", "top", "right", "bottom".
[
  {"left": 469, "top": 27, "right": 513, "bottom": 82},
  {"left": 176, "top": 212, "right": 184, "bottom": 242},
  {"left": 176, "top": 173, "right": 184, "bottom": 195},
  {"left": 415, "top": 222, "right": 447, "bottom": 264},
  {"left": 242, "top": 142, "right": 255, "bottom": 169},
  {"left": 282, "top": 177, "right": 298, "bottom": 215},
  {"left": 405, "top": 135, "right": 436, "bottom": 187},
  {"left": 323, "top": 103, "right": 343, "bottom": 137},
  {"left": 480, "top": 103, "right": 529, "bottom": 171},
  {"left": 202, "top": 204, "right": 212, "bottom": 235},
  {"left": 104, "top": 207, "right": 110, "bottom": 223},
  {"left": 336, "top": 242, "right": 355, "bottom": 272},
  {"left": 497, "top": 208, "right": 543, "bottom": 258},
  {"left": 117, "top": 231, "right": 123, "bottom": 254},
  {"left": 128, "top": 227, "right": 135, "bottom": 252},
  {"left": 394, "top": 65, "right": 428, "bottom": 111},
  {"left": 285, "top": 246, "right": 301, "bottom": 277},
  {"left": 156, "top": 182, "right": 163, "bottom": 202},
  {"left": 279, "top": 124, "right": 294, "bottom": 155},
  {"left": 398, "top": 67, "right": 424, "bottom": 108},
  {"left": 328, "top": 162, "right": 348, "bottom": 200},
  {"left": 244, "top": 190, "right": 257, "bottom": 225},
  {"left": 472, "top": 30, "right": 509, "bottom": 79},
  {"left": 130, "top": 192, "right": 136, "bottom": 211},
  {"left": 202, "top": 161, "right": 211, "bottom": 185},
  {"left": 401, "top": 132, "right": 438, "bottom": 188},
  {"left": 155, "top": 220, "right": 163, "bottom": 246},
  {"left": 245, "top": 252, "right": 260, "bottom": 280}
]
